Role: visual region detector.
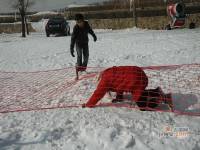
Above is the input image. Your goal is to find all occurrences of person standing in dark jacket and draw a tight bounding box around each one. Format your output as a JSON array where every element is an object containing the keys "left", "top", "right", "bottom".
[{"left": 70, "top": 14, "right": 97, "bottom": 71}]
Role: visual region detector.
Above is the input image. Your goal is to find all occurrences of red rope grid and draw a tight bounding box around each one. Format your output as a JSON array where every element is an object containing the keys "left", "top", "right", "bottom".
[{"left": 0, "top": 64, "right": 199, "bottom": 116}]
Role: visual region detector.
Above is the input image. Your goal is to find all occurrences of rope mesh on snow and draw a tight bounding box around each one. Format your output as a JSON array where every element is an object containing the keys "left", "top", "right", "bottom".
[{"left": 0, "top": 64, "right": 200, "bottom": 116}]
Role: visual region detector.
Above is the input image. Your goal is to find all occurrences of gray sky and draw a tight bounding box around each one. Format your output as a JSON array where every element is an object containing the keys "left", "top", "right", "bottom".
[{"left": 0, "top": 0, "right": 104, "bottom": 13}]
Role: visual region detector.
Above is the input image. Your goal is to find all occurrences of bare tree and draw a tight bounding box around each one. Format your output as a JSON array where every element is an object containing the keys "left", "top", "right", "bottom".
[{"left": 12, "top": 0, "right": 35, "bottom": 37}]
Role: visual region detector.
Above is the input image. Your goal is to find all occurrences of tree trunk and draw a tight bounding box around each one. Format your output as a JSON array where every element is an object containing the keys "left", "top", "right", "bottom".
[
  {"left": 132, "top": 0, "right": 137, "bottom": 27},
  {"left": 25, "top": 17, "right": 29, "bottom": 35},
  {"left": 21, "top": 12, "right": 26, "bottom": 37}
]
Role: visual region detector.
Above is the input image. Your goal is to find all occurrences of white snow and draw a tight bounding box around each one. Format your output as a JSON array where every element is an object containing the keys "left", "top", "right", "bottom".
[
  {"left": 0, "top": 21, "right": 200, "bottom": 150},
  {"left": 31, "top": 11, "right": 60, "bottom": 16},
  {"left": 67, "top": 4, "right": 91, "bottom": 8}
]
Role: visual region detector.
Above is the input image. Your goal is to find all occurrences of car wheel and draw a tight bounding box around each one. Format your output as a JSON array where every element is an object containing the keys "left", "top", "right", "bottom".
[
  {"left": 46, "top": 32, "right": 50, "bottom": 37},
  {"left": 63, "top": 31, "right": 67, "bottom": 36}
]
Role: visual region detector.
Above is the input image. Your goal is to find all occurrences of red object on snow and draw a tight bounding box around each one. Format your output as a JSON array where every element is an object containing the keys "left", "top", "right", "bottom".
[
  {"left": 167, "top": 2, "right": 186, "bottom": 28},
  {"left": 85, "top": 66, "right": 148, "bottom": 107}
]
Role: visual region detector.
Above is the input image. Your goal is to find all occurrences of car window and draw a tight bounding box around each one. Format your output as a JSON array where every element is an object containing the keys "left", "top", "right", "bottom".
[{"left": 48, "top": 18, "right": 65, "bottom": 23}]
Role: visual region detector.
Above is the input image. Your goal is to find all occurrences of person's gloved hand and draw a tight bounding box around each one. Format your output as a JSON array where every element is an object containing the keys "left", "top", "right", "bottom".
[
  {"left": 70, "top": 48, "right": 75, "bottom": 57},
  {"left": 82, "top": 103, "right": 95, "bottom": 108},
  {"left": 82, "top": 103, "right": 86, "bottom": 108},
  {"left": 93, "top": 36, "right": 97, "bottom": 42}
]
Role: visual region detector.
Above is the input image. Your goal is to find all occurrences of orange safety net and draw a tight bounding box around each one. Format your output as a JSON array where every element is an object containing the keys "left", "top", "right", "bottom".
[{"left": 0, "top": 64, "right": 199, "bottom": 116}]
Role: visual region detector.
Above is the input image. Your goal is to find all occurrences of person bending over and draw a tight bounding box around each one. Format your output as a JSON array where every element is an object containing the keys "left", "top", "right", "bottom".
[{"left": 83, "top": 66, "right": 173, "bottom": 111}]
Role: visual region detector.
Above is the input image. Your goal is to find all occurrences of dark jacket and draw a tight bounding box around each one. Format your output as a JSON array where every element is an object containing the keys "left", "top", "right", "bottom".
[{"left": 70, "top": 21, "right": 96, "bottom": 49}]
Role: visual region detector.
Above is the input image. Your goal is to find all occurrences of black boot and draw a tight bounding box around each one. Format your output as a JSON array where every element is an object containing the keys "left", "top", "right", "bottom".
[{"left": 112, "top": 93, "right": 123, "bottom": 103}]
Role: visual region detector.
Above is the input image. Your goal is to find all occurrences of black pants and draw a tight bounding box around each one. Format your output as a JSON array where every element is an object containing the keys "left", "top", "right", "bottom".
[
  {"left": 136, "top": 98, "right": 158, "bottom": 111},
  {"left": 76, "top": 44, "right": 89, "bottom": 69},
  {"left": 136, "top": 89, "right": 160, "bottom": 111},
  {"left": 114, "top": 91, "right": 159, "bottom": 111}
]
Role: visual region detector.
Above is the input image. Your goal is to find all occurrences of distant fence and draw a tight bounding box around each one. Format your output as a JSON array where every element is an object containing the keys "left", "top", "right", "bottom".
[
  {"left": 0, "top": 14, "right": 62, "bottom": 23},
  {"left": 88, "top": 18, "right": 134, "bottom": 30},
  {"left": 64, "top": 4, "right": 200, "bottom": 29},
  {"left": 65, "top": 5, "right": 200, "bottom": 20},
  {"left": 0, "top": 16, "right": 20, "bottom": 23},
  {"left": 89, "top": 13, "right": 200, "bottom": 30},
  {"left": 0, "top": 23, "right": 35, "bottom": 34},
  {"left": 0, "top": 64, "right": 200, "bottom": 116},
  {"left": 0, "top": 2, "right": 200, "bottom": 30},
  {"left": 66, "top": 0, "right": 200, "bottom": 12}
]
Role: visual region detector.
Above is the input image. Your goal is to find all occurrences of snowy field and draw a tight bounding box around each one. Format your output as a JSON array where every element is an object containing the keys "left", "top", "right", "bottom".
[{"left": 0, "top": 21, "right": 200, "bottom": 150}]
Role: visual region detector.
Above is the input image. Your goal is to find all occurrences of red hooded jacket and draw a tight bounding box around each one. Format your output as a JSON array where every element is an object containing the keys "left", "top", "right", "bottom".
[{"left": 85, "top": 66, "right": 148, "bottom": 107}]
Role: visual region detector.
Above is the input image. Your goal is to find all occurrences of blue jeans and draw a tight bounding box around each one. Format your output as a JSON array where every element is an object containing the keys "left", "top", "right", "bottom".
[{"left": 76, "top": 44, "right": 89, "bottom": 70}]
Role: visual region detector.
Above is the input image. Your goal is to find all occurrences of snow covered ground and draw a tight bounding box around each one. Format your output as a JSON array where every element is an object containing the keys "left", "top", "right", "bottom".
[{"left": 0, "top": 21, "right": 200, "bottom": 150}]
